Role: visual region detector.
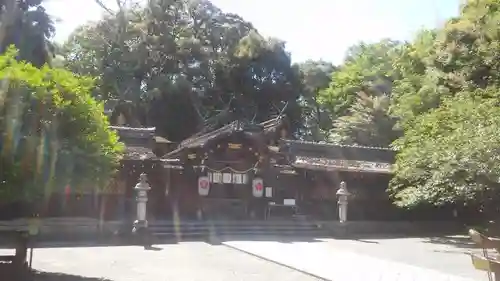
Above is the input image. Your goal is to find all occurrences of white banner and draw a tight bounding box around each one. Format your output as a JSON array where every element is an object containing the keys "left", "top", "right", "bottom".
[
  {"left": 198, "top": 176, "right": 210, "bottom": 196},
  {"left": 252, "top": 178, "right": 264, "bottom": 198}
]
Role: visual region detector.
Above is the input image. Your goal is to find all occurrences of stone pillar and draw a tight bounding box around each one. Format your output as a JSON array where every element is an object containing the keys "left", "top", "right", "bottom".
[{"left": 336, "top": 181, "right": 351, "bottom": 223}]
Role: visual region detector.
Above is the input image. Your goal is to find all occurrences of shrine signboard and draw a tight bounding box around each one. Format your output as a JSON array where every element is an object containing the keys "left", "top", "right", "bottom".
[{"left": 208, "top": 171, "right": 249, "bottom": 184}]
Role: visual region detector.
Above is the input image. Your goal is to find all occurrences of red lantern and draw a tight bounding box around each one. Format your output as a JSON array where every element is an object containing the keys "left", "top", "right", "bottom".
[
  {"left": 198, "top": 176, "right": 210, "bottom": 196},
  {"left": 200, "top": 179, "right": 209, "bottom": 189},
  {"left": 252, "top": 178, "right": 264, "bottom": 198},
  {"left": 64, "top": 185, "right": 71, "bottom": 197}
]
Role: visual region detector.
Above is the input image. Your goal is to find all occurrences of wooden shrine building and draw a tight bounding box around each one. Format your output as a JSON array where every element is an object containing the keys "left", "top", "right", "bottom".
[
  {"left": 0, "top": 99, "right": 406, "bottom": 222},
  {"left": 160, "top": 117, "right": 400, "bottom": 221}
]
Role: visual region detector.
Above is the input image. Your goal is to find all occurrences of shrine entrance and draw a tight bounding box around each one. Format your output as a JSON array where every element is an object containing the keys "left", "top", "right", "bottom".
[
  {"left": 199, "top": 170, "right": 258, "bottom": 220},
  {"left": 161, "top": 120, "right": 289, "bottom": 221}
]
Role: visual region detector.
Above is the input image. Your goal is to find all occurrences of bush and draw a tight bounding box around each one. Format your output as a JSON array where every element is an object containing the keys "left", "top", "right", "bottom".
[{"left": 0, "top": 46, "right": 124, "bottom": 202}]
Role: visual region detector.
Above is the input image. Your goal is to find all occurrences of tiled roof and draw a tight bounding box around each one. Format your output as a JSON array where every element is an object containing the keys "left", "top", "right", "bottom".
[
  {"left": 292, "top": 156, "right": 392, "bottom": 173},
  {"left": 108, "top": 126, "right": 158, "bottom": 160},
  {"left": 123, "top": 146, "right": 158, "bottom": 160},
  {"left": 163, "top": 117, "right": 284, "bottom": 159},
  {"left": 110, "top": 126, "right": 156, "bottom": 138},
  {"left": 280, "top": 139, "right": 395, "bottom": 173},
  {"left": 280, "top": 139, "right": 396, "bottom": 162},
  {"left": 110, "top": 126, "right": 155, "bottom": 147},
  {"left": 282, "top": 139, "right": 396, "bottom": 151},
  {"left": 154, "top": 136, "right": 173, "bottom": 144}
]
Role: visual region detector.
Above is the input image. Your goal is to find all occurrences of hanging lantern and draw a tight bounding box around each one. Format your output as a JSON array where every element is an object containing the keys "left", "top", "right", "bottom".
[
  {"left": 64, "top": 185, "right": 71, "bottom": 198},
  {"left": 198, "top": 176, "right": 210, "bottom": 196},
  {"left": 252, "top": 178, "right": 264, "bottom": 198}
]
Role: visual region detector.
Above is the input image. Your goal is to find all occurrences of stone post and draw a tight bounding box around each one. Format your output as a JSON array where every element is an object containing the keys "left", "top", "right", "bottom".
[
  {"left": 336, "top": 181, "right": 351, "bottom": 223},
  {"left": 132, "top": 173, "right": 151, "bottom": 246}
]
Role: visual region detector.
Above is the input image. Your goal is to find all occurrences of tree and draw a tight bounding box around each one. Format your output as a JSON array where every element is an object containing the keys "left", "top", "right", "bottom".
[
  {"left": 318, "top": 40, "right": 402, "bottom": 119},
  {"left": 0, "top": 0, "right": 55, "bottom": 66},
  {"left": 329, "top": 93, "right": 399, "bottom": 147},
  {"left": 63, "top": 0, "right": 303, "bottom": 141},
  {"left": 389, "top": 29, "right": 440, "bottom": 126},
  {"left": 388, "top": 0, "right": 500, "bottom": 211},
  {"left": 0, "top": 47, "right": 123, "bottom": 203},
  {"left": 389, "top": 88, "right": 500, "bottom": 212},
  {"left": 295, "top": 60, "right": 335, "bottom": 140}
]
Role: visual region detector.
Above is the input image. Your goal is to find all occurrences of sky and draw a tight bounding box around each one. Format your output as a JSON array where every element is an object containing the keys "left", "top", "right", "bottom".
[{"left": 44, "top": 0, "right": 461, "bottom": 64}]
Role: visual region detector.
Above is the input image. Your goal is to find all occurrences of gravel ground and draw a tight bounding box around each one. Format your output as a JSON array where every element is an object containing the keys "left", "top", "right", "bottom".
[
  {"left": 317, "top": 236, "right": 484, "bottom": 279},
  {"left": 225, "top": 236, "right": 488, "bottom": 281},
  {"left": 0, "top": 235, "right": 488, "bottom": 281},
  {"left": 0, "top": 242, "right": 322, "bottom": 281}
]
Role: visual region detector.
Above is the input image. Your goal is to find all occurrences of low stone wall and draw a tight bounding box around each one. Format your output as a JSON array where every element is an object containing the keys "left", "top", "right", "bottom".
[
  {"left": 0, "top": 217, "right": 125, "bottom": 240},
  {"left": 321, "top": 220, "right": 464, "bottom": 237},
  {"left": 0, "top": 218, "right": 465, "bottom": 241}
]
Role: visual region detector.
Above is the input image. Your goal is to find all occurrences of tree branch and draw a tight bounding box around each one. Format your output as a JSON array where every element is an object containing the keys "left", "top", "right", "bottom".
[{"left": 94, "top": 0, "right": 115, "bottom": 15}]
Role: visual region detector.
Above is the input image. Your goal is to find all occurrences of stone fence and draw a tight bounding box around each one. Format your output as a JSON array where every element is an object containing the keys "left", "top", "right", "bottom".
[
  {"left": 0, "top": 217, "right": 124, "bottom": 240},
  {"left": 0, "top": 218, "right": 465, "bottom": 241}
]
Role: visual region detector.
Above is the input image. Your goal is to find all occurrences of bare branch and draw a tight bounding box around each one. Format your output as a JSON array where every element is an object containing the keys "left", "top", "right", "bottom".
[{"left": 94, "top": 0, "right": 115, "bottom": 15}]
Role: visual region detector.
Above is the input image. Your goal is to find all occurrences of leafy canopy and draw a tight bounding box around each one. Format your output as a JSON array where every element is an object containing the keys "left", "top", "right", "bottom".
[{"left": 0, "top": 46, "right": 123, "bottom": 201}]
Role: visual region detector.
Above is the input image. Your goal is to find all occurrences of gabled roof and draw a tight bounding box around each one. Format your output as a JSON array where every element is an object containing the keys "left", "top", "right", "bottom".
[
  {"left": 162, "top": 117, "right": 285, "bottom": 159},
  {"left": 123, "top": 146, "right": 158, "bottom": 160},
  {"left": 154, "top": 136, "right": 174, "bottom": 144},
  {"left": 110, "top": 126, "right": 155, "bottom": 146},
  {"left": 109, "top": 126, "right": 158, "bottom": 161},
  {"left": 260, "top": 116, "right": 286, "bottom": 134},
  {"left": 163, "top": 121, "right": 248, "bottom": 158}
]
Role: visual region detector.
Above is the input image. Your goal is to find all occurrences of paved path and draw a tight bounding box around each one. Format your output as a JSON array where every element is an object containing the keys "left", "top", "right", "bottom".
[
  {"left": 3, "top": 242, "right": 321, "bottom": 281},
  {"left": 0, "top": 236, "right": 491, "bottom": 280},
  {"left": 224, "top": 238, "right": 487, "bottom": 281}
]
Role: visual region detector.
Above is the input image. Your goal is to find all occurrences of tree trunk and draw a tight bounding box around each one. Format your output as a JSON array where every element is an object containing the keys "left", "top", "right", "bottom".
[{"left": 0, "top": 0, "right": 19, "bottom": 47}]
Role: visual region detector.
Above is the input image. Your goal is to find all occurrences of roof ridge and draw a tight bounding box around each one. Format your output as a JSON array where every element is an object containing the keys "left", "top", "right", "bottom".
[
  {"left": 109, "top": 126, "right": 156, "bottom": 132},
  {"left": 180, "top": 121, "right": 237, "bottom": 147},
  {"left": 281, "top": 139, "right": 397, "bottom": 151}
]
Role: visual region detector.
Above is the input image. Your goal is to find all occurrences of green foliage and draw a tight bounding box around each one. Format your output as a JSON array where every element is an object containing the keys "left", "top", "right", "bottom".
[
  {"left": 388, "top": 0, "right": 500, "bottom": 209},
  {"left": 0, "top": 47, "right": 123, "bottom": 202},
  {"left": 329, "top": 94, "right": 399, "bottom": 147},
  {"left": 54, "top": 0, "right": 500, "bottom": 212},
  {"left": 295, "top": 60, "right": 336, "bottom": 141},
  {"left": 62, "top": 0, "right": 302, "bottom": 141},
  {"left": 318, "top": 39, "right": 402, "bottom": 119},
  {"left": 390, "top": 89, "right": 500, "bottom": 208},
  {"left": 0, "top": 0, "right": 55, "bottom": 66},
  {"left": 310, "top": 0, "right": 500, "bottom": 210}
]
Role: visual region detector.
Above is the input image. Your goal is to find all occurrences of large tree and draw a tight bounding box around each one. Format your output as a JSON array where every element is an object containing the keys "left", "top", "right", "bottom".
[
  {"left": 389, "top": 89, "right": 500, "bottom": 212},
  {"left": 0, "top": 0, "right": 55, "bottom": 66},
  {"left": 389, "top": 0, "right": 500, "bottom": 212},
  {"left": 63, "top": 0, "right": 303, "bottom": 141},
  {"left": 329, "top": 93, "right": 398, "bottom": 147},
  {"left": 315, "top": 40, "right": 403, "bottom": 145},
  {"left": 318, "top": 39, "right": 402, "bottom": 120},
  {"left": 295, "top": 60, "right": 335, "bottom": 141}
]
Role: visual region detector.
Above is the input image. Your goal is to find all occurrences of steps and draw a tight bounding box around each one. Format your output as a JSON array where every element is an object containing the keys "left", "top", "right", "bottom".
[{"left": 148, "top": 219, "right": 331, "bottom": 239}]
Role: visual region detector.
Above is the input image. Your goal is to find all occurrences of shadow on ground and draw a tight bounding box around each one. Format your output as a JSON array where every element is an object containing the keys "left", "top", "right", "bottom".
[
  {"left": 423, "top": 235, "right": 477, "bottom": 249},
  {"left": 33, "top": 271, "right": 112, "bottom": 281},
  {"left": 0, "top": 264, "right": 112, "bottom": 281},
  {"left": 0, "top": 234, "right": 326, "bottom": 249}
]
